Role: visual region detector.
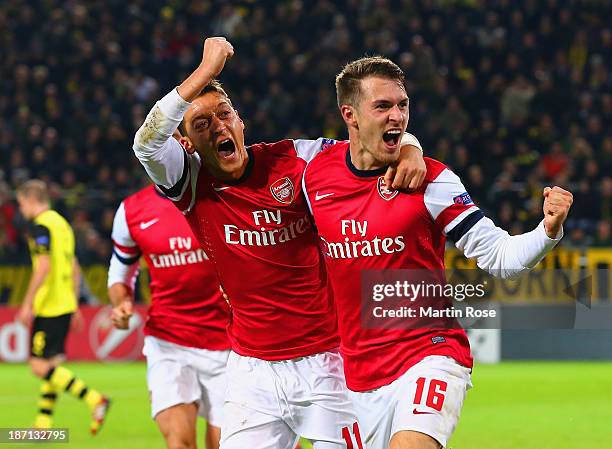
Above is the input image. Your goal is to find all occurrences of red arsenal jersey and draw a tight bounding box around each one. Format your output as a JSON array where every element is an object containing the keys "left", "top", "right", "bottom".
[
  {"left": 169, "top": 140, "right": 339, "bottom": 360},
  {"left": 303, "top": 142, "right": 475, "bottom": 391},
  {"left": 111, "top": 185, "right": 230, "bottom": 350}
]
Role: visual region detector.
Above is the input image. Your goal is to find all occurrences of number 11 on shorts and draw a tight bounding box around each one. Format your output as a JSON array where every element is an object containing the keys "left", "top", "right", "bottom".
[
  {"left": 413, "top": 377, "right": 447, "bottom": 413},
  {"left": 341, "top": 422, "right": 363, "bottom": 449}
]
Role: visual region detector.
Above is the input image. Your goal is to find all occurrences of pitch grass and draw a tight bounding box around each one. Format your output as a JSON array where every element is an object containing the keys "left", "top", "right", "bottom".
[{"left": 1, "top": 362, "right": 610, "bottom": 449}]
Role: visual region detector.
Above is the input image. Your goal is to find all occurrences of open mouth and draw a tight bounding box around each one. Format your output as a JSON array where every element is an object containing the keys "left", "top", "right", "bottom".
[
  {"left": 217, "top": 139, "right": 236, "bottom": 159},
  {"left": 382, "top": 129, "right": 402, "bottom": 149}
]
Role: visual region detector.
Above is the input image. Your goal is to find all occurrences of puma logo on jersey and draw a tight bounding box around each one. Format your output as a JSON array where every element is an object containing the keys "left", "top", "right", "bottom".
[
  {"left": 315, "top": 192, "right": 335, "bottom": 201},
  {"left": 214, "top": 186, "right": 231, "bottom": 192},
  {"left": 139, "top": 218, "right": 159, "bottom": 230}
]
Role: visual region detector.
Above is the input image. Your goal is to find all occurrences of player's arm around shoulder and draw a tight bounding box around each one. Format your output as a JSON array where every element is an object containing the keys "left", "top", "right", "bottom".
[
  {"left": 384, "top": 132, "right": 426, "bottom": 190},
  {"left": 295, "top": 132, "right": 426, "bottom": 191}
]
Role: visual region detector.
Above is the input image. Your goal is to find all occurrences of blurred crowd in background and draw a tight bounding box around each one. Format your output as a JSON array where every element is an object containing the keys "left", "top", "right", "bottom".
[{"left": 1, "top": 0, "right": 611, "bottom": 264}]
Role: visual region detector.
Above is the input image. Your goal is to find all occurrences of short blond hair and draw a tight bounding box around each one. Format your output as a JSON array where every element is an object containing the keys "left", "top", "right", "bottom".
[{"left": 16, "top": 179, "right": 50, "bottom": 204}]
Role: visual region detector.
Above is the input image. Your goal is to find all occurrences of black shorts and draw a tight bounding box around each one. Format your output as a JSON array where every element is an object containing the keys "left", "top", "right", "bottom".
[{"left": 30, "top": 313, "right": 72, "bottom": 359}]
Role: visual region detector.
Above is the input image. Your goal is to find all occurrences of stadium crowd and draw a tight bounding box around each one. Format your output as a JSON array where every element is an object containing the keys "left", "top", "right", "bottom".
[{"left": 1, "top": 0, "right": 611, "bottom": 264}]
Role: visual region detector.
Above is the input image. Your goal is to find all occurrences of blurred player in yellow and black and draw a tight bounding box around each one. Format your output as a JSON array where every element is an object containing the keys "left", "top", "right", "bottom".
[{"left": 16, "top": 179, "right": 110, "bottom": 434}]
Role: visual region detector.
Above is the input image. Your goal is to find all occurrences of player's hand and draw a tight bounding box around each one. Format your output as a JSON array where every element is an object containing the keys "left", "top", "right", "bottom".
[
  {"left": 385, "top": 145, "right": 426, "bottom": 190},
  {"left": 17, "top": 304, "right": 33, "bottom": 326},
  {"left": 199, "top": 37, "right": 234, "bottom": 80},
  {"left": 111, "top": 300, "right": 133, "bottom": 330},
  {"left": 543, "top": 186, "right": 573, "bottom": 238}
]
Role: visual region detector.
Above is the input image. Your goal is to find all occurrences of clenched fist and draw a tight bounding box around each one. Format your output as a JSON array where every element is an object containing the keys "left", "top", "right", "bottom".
[
  {"left": 543, "top": 186, "right": 573, "bottom": 239},
  {"left": 179, "top": 37, "right": 234, "bottom": 102},
  {"left": 200, "top": 37, "right": 234, "bottom": 80},
  {"left": 111, "top": 300, "right": 133, "bottom": 330}
]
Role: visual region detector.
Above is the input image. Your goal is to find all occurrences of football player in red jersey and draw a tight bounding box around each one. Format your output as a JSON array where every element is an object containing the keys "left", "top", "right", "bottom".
[
  {"left": 302, "top": 57, "right": 573, "bottom": 449},
  {"left": 132, "top": 37, "right": 425, "bottom": 449},
  {"left": 108, "top": 184, "right": 231, "bottom": 449}
]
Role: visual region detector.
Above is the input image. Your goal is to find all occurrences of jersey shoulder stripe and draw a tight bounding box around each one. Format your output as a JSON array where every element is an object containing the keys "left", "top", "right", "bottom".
[
  {"left": 446, "top": 209, "right": 485, "bottom": 242},
  {"left": 422, "top": 158, "right": 481, "bottom": 235}
]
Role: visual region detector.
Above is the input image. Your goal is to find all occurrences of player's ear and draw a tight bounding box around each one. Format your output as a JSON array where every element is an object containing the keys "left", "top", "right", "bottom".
[
  {"left": 235, "top": 109, "right": 245, "bottom": 130},
  {"left": 340, "top": 104, "right": 358, "bottom": 129},
  {"left": 179, "top": 136, "right": 196, "bottom": 155}
]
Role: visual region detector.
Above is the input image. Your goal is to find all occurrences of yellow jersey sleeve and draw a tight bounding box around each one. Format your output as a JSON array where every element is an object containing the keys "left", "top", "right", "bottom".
[{"left": 29, "top": 224, "right": 51, "bottom": 255}]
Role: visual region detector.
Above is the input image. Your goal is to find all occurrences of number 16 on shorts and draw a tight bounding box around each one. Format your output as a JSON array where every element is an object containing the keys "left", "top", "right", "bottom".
[{"left": 412, "top": 377, "right": 447, "bottom": 414}]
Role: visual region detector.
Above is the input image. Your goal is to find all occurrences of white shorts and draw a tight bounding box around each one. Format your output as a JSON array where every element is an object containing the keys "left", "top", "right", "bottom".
[
  {"left": 350, "top": 356, "right": 472, "bottom": 449},
  {"left": 143, "top": 335, "right": 230, "bottom": 426},
  {"left": 220, "top": 350, "right": 361, "bottom": 449}
]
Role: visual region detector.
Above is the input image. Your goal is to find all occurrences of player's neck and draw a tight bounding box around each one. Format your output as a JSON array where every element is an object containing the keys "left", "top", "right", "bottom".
[
  {"left": 32, "top": 204, "right": 49, "bottom": 219},
  {"left": 207, "top": 154, "right": 250, "bottom": 182},
  {"left": 349, "top": 136, "right": 386, "bottom": 171},
  {"left": 211, "top": 166, "right": 246, "bottom": 181}
]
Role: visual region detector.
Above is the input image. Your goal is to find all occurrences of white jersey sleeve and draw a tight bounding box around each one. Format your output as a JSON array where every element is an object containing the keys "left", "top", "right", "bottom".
[
  {"left": 424, "top": 167, "right": 562, "bottom": 278},
  {"left": 400, "top": 132, "right": 423, "bottom": 152},
  {"left": 108, "top": 202, "right": 140, "bottom": 289},
  {"left": 292, "top": 138, "right": 338, "bottom": 163},
  {"left": 133, "top": 88, "right": 201, "bottom": 210},
  {"left": 455, "top": 218, "right": 562, "bottom": 279}
]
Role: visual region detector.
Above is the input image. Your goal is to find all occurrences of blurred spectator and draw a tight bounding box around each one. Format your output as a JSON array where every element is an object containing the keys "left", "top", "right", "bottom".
[
  {"left": 541, "top": 141, "right": 569, "bottom": 180},
  {"left": 593, "top": 221, "right": 612, "bottom": 247},
  {"left": 601, "top": 177, "right": 612, "bottom": 222},
  {"left": 0, "top": 181, "right": 19, "bottom": 258},
  {"left": 568, "top": 180, "right": 600, "bottom": 233},
  {"left": 1, "top": 0, "right": 610, "bottom": 258},
  {"left": 500, "top": 75, "right": 535, "bottom": 124}
]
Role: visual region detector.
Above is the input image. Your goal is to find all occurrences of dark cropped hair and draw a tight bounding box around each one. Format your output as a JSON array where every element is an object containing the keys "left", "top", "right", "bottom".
[{"left": 178, "top": 79, "right": 232, "bottom": 135}]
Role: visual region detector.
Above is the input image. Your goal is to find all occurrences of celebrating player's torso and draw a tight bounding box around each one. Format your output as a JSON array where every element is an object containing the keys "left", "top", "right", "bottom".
[
  {"left": 304, "top": 142, "right": 474, "bottom": 391},
  {"left": 173, "top": 140, "right": 339, "bottom": 360},
  {"left": 112, "top": 185, "right": 230, "bottom": 350}
]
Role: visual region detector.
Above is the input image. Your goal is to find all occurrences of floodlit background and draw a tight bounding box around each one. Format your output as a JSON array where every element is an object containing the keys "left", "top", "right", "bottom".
[{"left": 1, "top": 1, "right": 611, "bottom": 448}]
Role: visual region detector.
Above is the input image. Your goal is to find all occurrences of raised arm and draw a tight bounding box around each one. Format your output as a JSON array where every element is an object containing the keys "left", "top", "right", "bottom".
[{"left": 133, "top": 37, "right": 234, "bottom": 190}]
